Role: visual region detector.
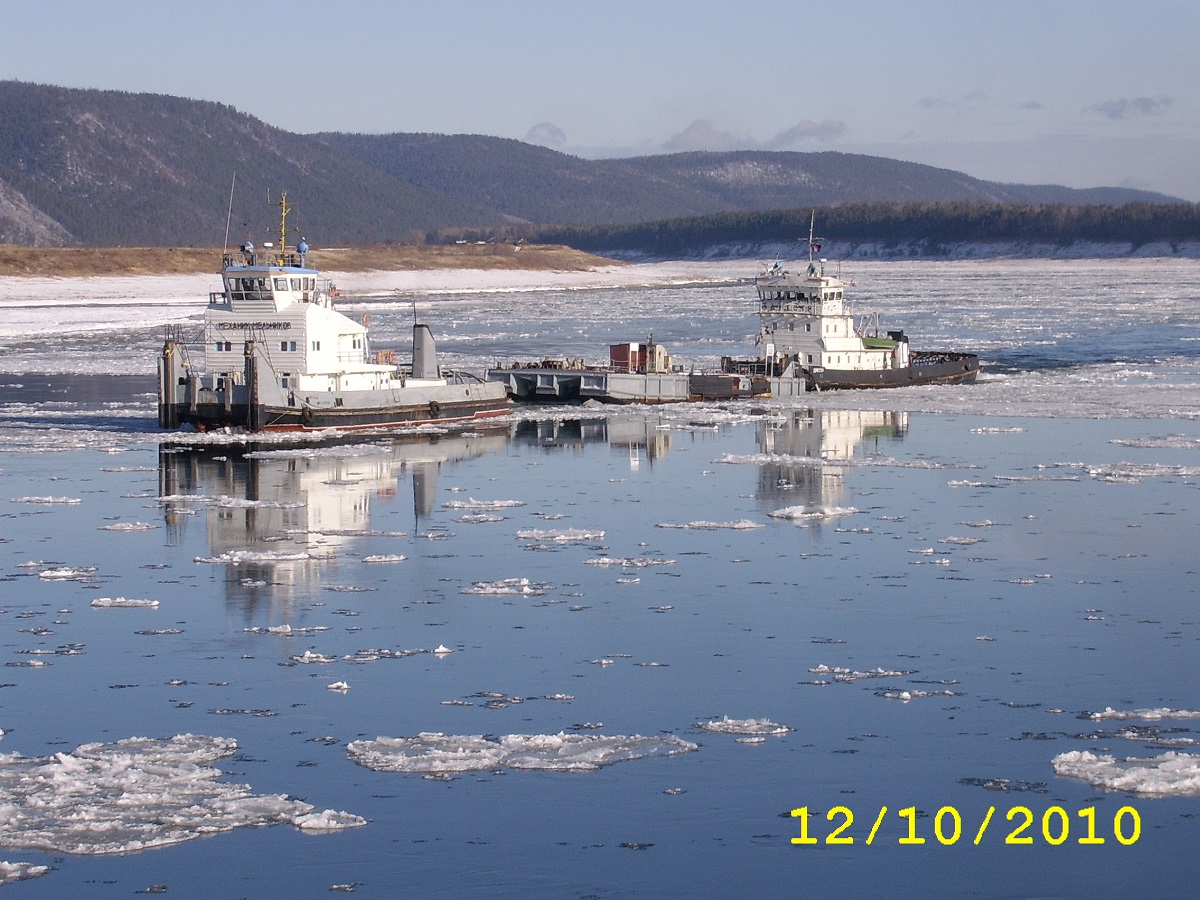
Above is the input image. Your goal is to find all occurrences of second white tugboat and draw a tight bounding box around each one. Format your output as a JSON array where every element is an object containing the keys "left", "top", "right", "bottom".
[
  {"left": 723, "top": 215, "right": 980, "bottom": 391},
  {"left": 157, "top": 195, "right": 510, "bottom": 432}
]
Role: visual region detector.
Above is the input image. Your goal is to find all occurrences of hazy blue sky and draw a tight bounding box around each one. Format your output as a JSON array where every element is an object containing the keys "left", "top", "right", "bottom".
[{"left": 4, "top": 0, "right": 1199, "bottom": 199}]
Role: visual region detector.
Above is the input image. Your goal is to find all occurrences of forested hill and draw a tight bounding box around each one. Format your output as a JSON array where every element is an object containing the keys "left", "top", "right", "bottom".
[
  {"left": 0, "top": 81, "right": 1187, "bottom": 249},
  {"left": 0, "top": 82, "right": 502, "bottom": 246},
  {"left": 313, "top": 134, "right": 1176, "bottom": 226},
  {"left": 508, "top": 202, "right": 1200, "bottom": 260}
]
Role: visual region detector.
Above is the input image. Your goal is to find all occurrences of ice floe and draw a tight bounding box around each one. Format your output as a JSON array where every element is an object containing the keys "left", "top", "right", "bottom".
[
  {"left": 90, "top": 597, "right": 159, "bottom": 609},
  {"left": 38, "top": 566, "right": 98, "bottom": 581},
  {"left": 0, "top": 734, "right": 364, "bottom": 855},
  {"left": 808, "top": 664, "right": 915, "bottom": 683},
  {"left": 461, "top": 578, "right": 551, "bottom": 596},
  {"left": 585, "top": 556, "right": 676, "bottom": 568},
  {"left": 1088, "top": 707, "right": 1200, "bottom": 721},
  {"left": 194, "top": 549, "right": 311, "bottom": 564},
  {"left": 696, "top": 716, "right": 790, "bottom": 736},
  {"left": 656, "top": 519, "right": 764, "bottom": 530},
  {"left": 880, "top": 689, "right": 958, "bottom": 702},
  {"left": 768, "top": 505, "right": 857, "bottom": 521},
  {"left": 441, "top": 498, "right": 526, "bottom": 509},
  {"left": 1052, "top": 749, "right": 1200, "bottom": 796},
  {"left": 346, "top": 732, "right": 697, "bottom": 774},
  {"left": 516, "top": 528, "right": 605, "bottom": 543},
  {"left": 0, "top": 862, "right": 49, "bottom": 886}
]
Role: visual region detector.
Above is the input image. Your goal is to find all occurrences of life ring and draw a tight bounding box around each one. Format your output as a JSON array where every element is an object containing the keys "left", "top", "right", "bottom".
[{"left": 428, "top": 400, "right": 441, "bottom": 419}]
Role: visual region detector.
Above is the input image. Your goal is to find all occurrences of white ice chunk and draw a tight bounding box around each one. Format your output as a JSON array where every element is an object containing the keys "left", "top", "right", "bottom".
[
  {"left": 696, "top": 716, "right": 790, "bottom": 736},
  {"left": 90, "top": 597, "right": 159, "bottom": 609},
  {"left": 808, "top": 664, "right": 914, "bottom": 682},
  {"left": 768, "top": 505, "right": 858, "bottom": 521},
  {"left": 656, "top": 520, "right": 764, "bottom": 530},
  {"left": 0, "top": 734, "right": 363, "bottom": 855},
  {"left": 194, "top": 550, "right": 310, "bottom": 564},
  {"left": 461, "top": 578, "right": 551, "bottom": 596},
  {"left": 516, "top": 528, "right": 605, "bottom": 542},
  {"left": 1052, "top": 749, "right": 1200, "bottom": 796},
  {"left": 0, "top": 861, "right": 49, "bottom": 885},
  {"left": 585, "top": 557, "right": 676, "bottom": 568},
  {"left": 347, "top": 732, "right": 697, "bottom": 774},
  {"left": 441, "top": 498, "right": 526, "bottom": 509},
  {"left": 1089, "top": 707, "right": 1200, "bottom": 721}
]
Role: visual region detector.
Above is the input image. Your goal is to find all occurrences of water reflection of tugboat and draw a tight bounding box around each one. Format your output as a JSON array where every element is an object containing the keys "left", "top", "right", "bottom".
[
  {"left": 158, "top": 430, "right": 509, "bottom": 614},
  {"left": 755, "top": 409, "right": 908, "bottom": 510}
]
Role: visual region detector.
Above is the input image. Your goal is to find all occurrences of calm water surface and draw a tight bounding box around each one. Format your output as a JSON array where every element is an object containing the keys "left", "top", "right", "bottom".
[{"left": 0, "top": 410, "right": 1196, "bottom": 897}]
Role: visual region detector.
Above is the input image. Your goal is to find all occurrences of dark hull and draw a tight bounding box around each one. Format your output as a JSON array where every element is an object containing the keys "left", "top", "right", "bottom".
[
  {"left": 810, "top": 352, "right": 981, "bottom": 390},
  {"left": 164, "top": 397, "right": 510, "bottom": 433}
]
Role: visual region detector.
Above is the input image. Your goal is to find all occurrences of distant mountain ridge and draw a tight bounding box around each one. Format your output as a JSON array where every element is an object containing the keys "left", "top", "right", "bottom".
[{"left": 0, "top": 81, "right": 1183, "bottom": 248}]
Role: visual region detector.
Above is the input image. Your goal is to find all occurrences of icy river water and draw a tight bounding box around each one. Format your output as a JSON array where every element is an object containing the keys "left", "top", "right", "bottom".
[{"left": 0, "top": 258, "right": 1197, "bottom": 897}]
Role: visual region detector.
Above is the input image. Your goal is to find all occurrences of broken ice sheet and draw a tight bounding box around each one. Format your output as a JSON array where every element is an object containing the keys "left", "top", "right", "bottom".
[
  {"left": 1052, "top": 749, "right": 1200, "bottom": 796},
  {"left": 1088, "top": 707, "right": 1200, "bottom": 721},
  {"left": 696, "top": 716, "right": 790, "bottom": 736},
  {"left": 461, "top": 578, "right": 551, "bottom": 596},
  {"left": 516, "top": 528, "right": 605, "bottom": 543},
  {"left": 768, "top": 505, "right": 858, "bottom": 522},
  {"left": 656, "top": 519, "right": 764, "bottom": 530},
  {"left": 347, "top": 732, "right": 698, "bottom": 774},
  {"left": 0, "top": 735, "right": 364, "bottom": 855},
  {"left": 441, "top": 498, "right": 526, "bottom": 509}
]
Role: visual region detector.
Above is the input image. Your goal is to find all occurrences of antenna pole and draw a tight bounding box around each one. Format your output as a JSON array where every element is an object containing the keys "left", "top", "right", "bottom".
[{"left": 223, "top": 173, "right": 237, "bottom": 252}]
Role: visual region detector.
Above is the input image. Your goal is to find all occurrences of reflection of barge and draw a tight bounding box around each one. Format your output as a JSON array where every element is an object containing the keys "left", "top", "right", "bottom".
[
  {"left": 157, "top": 195, "right": 509, "bottom": 432},
  {"left": 723, "top": 218, "right": 980, "bottom": 391},
  {"left": 487, "top": 337, "right": 758, "bottom": 403}
]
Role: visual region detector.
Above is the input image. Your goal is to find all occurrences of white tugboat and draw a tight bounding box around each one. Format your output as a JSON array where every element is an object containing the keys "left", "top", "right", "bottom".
[
  {"left": 723, "top": 215, "right": 980, "bottom": 391},
  {"left": 157, "top": 195, "right": 510, "bottom": 432}
]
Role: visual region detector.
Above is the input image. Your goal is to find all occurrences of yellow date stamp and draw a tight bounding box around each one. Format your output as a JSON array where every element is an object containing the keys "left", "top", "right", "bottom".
[{"left": 790, "top": 805, "right": 1141, "bottom": 846}]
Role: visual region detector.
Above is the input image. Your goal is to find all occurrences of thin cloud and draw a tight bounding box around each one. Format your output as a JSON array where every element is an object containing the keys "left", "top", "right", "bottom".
[
  {"left": 526, "top": 122, "right": 567, "bottom": 148},
  {"left": 663, "top": 118, "right": 845, "bottom": 152},
  {"left": 766, "top": 120, "right": 846, "bottom": 148},
  {"left": 1086, "top": 96, "right": 1174, "bottom": 120},
  {"left": 920, "top": 93, "right": 992, "bottom": 113},
  {"left": 663, "top": 120, "right": 743, "bottom": 152}
]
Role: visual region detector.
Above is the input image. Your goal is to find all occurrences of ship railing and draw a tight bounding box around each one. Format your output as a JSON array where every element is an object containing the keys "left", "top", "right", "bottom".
[
  {"left": 221, "top": 250, "right": 308, "bottom": 269},
  {"left": 493, "top": 356, "right": 615, "bottom": 372}
]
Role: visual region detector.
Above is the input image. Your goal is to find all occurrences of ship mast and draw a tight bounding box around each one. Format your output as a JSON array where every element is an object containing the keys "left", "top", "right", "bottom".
[
  {"left": 807, "top": 210, "right": 816, "bottom": 267},
  {"left": 275, "top": 193, "right": 292, "bottom": 265}
]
